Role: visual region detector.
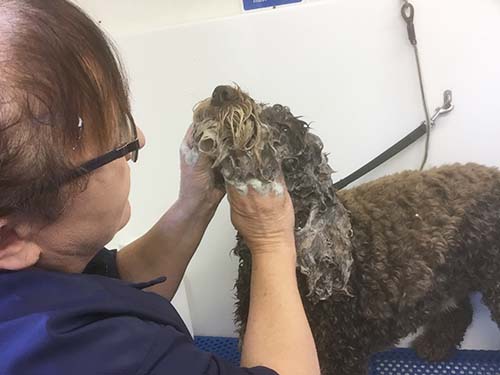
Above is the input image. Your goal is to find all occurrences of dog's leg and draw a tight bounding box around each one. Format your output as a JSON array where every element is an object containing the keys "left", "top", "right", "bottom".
[
  {"left": 307, "top": 309, "right": 372, "bottom": 375},
  {"left": 317, "top": 348, "right": 371, "bottom": 375},
  {"left": 482, "top": 287, "right": 500, "bottom": 327},
  {"left": 412, "top": 298, "right": 473, "bottom": 361}
]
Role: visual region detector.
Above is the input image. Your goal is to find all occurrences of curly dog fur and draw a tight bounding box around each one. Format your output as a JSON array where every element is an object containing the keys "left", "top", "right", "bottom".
[{"left": 192, "top": 85, "right": 500, "bottom": 375}]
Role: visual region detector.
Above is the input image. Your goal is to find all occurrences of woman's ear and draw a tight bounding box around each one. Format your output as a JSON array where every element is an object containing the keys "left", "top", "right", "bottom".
[{"left": 0, "top": 218, "right": 41, "bottom": 270}]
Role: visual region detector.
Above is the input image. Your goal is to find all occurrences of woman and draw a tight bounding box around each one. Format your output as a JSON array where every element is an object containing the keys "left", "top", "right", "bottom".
[{"left": 0, "top": 1, "right": 320, "bottom": 374}]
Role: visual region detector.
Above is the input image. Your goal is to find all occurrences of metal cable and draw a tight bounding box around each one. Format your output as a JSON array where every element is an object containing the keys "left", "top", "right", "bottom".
[
  {"left": 413, "top": 45, "right": 432, "bottom": 170},
  {"left": 401, "top": 1, "right": 432, "bottom": 170}
]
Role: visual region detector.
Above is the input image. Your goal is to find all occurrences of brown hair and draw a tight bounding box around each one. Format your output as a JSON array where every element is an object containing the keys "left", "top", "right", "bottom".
[{"left": 0, "top": 0, "right": 134, "bottom": 220}]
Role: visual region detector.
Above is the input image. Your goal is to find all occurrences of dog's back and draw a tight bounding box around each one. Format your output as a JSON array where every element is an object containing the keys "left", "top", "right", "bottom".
[
  {"left": 338, "top": 162, "right": 500, "bottom": 306},
  {"left": 293, "top": 163, "right": 500, "bottom": 374}
]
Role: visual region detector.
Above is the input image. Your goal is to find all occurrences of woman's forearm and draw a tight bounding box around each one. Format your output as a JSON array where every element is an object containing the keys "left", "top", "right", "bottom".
[
  {"left": 117, "top": 197, "right": 219, "bottom": 300},
  {"left": 241, "top": 243, "right": 321, "bottom": 375}
]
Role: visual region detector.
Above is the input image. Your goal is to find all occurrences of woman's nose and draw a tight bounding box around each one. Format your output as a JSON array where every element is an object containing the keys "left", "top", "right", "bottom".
[
  {"left": 137, "top": 127, "right": 146, "bottom": 149},
  {"left": 126, "top": 127, "right": 146, "bottom": 161}
]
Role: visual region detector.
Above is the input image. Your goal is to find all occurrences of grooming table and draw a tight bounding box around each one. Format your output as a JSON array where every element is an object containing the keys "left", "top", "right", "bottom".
[{"left": 194, "top": 336, "right": 500, "bottom": 374}]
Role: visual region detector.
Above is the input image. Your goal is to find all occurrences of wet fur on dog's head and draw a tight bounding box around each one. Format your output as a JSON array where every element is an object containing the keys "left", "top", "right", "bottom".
[{"left": 192, "top": 85, "right": 354, "bottom": 302}]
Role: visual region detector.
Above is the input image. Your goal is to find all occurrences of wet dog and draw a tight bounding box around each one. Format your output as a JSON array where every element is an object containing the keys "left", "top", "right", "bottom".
[{"left": 191, "top": 85, "right": 500, "bottom": 375}]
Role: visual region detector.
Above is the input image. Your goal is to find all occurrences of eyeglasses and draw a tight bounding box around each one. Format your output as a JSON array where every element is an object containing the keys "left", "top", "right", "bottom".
[{"left": 64, "top": 117, "right": 140, "bottom": 182}]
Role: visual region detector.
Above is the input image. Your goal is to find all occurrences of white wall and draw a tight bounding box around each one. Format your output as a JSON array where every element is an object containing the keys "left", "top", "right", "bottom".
[
  {"left": 77, "top": 0, "right": 500, "bottom": 349},
  {"left": 74, "top": 0, "right": 324, "bottom": 36},
  {"left": 74, "top": 0, "right": 242, "bottom": 36}
]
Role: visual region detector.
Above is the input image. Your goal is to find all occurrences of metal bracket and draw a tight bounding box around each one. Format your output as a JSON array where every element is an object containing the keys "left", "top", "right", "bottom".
[{"left": 429, "top": 90, "right": 454, "bottom": 126}]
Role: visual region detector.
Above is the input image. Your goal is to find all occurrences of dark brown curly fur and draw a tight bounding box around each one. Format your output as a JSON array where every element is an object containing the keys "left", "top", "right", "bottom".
[{"left": 192, "top": 85, "right": 500, "bottom": 375}]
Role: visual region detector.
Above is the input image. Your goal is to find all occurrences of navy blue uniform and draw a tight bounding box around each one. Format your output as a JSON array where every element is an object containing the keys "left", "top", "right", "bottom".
[{"left": 0, "top": 250, "right": 277, "bottom": 375}]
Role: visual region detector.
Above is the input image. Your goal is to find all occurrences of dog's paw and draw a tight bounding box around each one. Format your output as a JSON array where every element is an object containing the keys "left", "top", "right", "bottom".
[{"left": 412, "top": 334, "right": 457, "bottom": 362}]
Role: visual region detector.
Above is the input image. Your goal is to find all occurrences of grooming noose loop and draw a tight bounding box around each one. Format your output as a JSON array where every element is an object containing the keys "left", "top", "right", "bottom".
[
  {"left": 333, "top": 2, "right": 456, "bottom": 191},
  {"left": 332, "top": 90, "right": 454, "bottom": 191}
]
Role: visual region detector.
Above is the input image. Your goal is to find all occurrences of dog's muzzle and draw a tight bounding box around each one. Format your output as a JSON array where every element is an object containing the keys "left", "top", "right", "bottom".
[{"left": 211, "top": 85, "right": 239, "bottom": 107}]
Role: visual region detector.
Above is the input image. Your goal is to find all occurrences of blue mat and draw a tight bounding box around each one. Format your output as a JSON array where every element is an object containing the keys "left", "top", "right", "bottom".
[
  {"left": 370, "top": 348, "right": 500, "bottom": 375},
  {"left": 194, "top": 336, "right": 500, "bottom": 374},
  {"left": 195, "top": 336, "right": 242, "bottom": 366}
]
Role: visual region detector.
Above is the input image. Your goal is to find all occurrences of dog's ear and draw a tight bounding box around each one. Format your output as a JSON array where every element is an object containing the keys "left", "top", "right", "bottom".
[
  {"left": 295, "top": 194, "right": 354, "bottom": 304},
  {"left": 261, "top": 105, "right": 355, "bottom": 303}
]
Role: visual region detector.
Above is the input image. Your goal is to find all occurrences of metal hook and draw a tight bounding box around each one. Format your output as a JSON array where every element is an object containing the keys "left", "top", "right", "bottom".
[
  {"left": 430, "top": 90, "right": 454, "bottom": 125},
  {"left": 401, "top": 3, "right": 417, "bottom": 45},
  {"left": 401, "top": 3, "right": 414, "bottom": 23},
  {"left": 442, "top": 90, "right": 453, "bottom": 110}
]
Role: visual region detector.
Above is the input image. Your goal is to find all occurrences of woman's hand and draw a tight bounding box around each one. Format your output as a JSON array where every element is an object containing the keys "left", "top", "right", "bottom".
[
  {"left": 227, "top": 180, "right": 296, "bottom": 256},
  {"left": 231, "top": 180, "right": 321, "bottom": 375},
  {"left": 178, "top": 125, "right": 225, "bottom": 207}
]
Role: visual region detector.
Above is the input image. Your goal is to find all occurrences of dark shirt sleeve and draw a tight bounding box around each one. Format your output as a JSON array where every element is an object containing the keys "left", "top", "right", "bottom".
[
  {"left": 138, "top": 327, "right": 277, "bottom": 375},
  {"left": 83, "top": 248, "right": 121, "bottom": 279},
  {"left": 51, "top": 312, "right": 279, "bottom": 375},
  {"left": 138, "top": 324, "right": 279, "bottom": 375},
  {"left": 81, "top": 250, "right": 278, "bottom": 375}
]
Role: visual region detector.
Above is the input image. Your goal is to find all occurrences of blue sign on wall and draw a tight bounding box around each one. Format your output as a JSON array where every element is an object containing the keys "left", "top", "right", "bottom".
[{"left": 243, "top": 0, "right": 302, "bottom": 11}]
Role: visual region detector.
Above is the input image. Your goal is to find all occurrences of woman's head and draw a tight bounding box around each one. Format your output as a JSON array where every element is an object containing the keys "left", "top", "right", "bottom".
[{"left": 0, "top": 0, "right": 142, "bottom": 271}]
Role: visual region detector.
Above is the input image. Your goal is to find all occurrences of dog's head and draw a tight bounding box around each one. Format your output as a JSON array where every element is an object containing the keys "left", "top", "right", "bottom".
[
  {"left": 192, "top": 85, "right": 281, "bottom": 188},
  {"left": 192, "top": 85, "right": 353, "bottom": 303}
]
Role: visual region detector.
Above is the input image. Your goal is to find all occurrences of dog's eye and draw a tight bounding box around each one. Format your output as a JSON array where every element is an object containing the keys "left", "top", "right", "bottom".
[{"left": 278, "top": 124, "right": 289, "bottom": 133}]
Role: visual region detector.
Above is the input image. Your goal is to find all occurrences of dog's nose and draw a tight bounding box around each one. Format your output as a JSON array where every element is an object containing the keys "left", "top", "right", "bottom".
[{"left": 211, "top": 85, "right": 238, "bottom": 106}]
